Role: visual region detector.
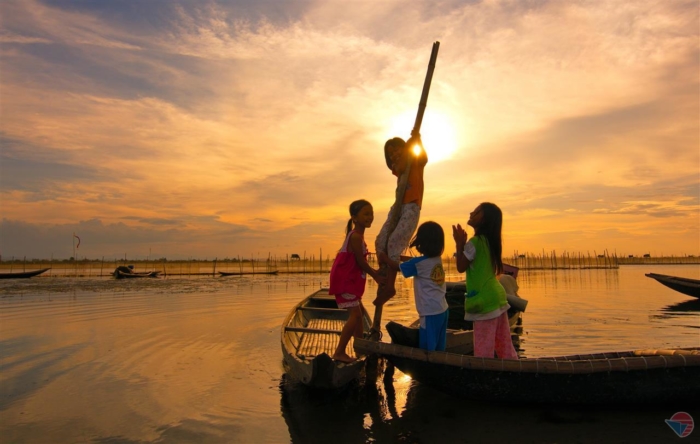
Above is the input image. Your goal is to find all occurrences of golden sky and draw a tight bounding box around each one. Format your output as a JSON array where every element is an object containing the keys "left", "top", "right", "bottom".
[{"left": 1, "top": 0, "right": 698, "bottom": 260}]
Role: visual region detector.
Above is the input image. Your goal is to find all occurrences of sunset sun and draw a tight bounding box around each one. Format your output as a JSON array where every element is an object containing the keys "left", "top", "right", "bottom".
[{"left": 386, "top": 110, "right": 458, "bottom": 163}]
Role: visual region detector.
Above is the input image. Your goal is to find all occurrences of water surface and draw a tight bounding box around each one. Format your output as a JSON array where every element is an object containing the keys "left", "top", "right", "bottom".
[{"left": 1, "top": 265, "right": 698, "bottom": 443}]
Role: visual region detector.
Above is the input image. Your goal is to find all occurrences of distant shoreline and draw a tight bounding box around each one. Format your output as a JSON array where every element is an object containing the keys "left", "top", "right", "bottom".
[{"left": 1, "top": 254, "right": 698, "bottom": 278}]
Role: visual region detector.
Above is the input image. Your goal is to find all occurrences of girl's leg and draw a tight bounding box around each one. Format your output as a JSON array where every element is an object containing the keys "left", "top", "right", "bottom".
[
  {"left": 494, "top": 312, "right": 518, "bottom": 360},
  {"left": 473, "top": 317, "right": 498, "bottom": 358},
  {"left": 374, "top": 204, "right": 420, "bottom": 306},
  {"left": 419, "top": 311, "right": 448, "bottom": 351},
  {"left": 374, "top": 205, "right": 394, "bottom": 257},
  {"left": 374, "top": 206, "right": 394, "bottom": 306},
  {"left": 435, "top": 310, "right": 448, "bottom": 352},
  {"left": 353, "top": 303, "right": 365, "bottom": 339},
  {"left": 333, "top": 306, "right": 362, "bottom": 363}
]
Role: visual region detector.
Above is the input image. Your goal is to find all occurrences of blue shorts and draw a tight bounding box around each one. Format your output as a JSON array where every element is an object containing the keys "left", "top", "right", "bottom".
[{"left": 419, "top": 309, "right": 448, "bottom": 351}]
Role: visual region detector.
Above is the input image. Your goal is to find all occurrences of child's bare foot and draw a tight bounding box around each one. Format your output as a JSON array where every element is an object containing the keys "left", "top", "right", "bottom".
[{"left": 332, "top": 353, "right": 357, "bottom": 363}]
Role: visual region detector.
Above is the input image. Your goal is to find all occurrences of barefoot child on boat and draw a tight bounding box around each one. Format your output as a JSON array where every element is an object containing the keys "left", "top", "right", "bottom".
[
  {"left": 453, "top": 202, "right": 518, "bottom": 359},
  {"left": 329, "top": 199, "right": 385, "bottom": 363},
  {"left": 374, "top": 135, "right": 428, "bottom": 308}
]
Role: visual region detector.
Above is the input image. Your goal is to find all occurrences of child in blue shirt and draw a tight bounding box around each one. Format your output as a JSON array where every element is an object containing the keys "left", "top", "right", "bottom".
[{"left": 380, "top": 221, "right": 448, "bottom": 351}]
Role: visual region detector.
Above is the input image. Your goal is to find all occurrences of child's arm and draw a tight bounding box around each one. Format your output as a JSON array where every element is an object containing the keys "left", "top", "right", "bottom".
[
  {"left": 377, "top": 252, "right": 399, "bottom": 271},
  {"left": 452, "top": 223, "right": 473, "bottom": 273},
  {"left": 349, "top": 232, "right": 384, "bottom": 284}
]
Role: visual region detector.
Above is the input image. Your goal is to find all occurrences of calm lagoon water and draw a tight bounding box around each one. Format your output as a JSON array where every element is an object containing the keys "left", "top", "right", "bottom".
[{"left": 1, "top": 264, "right": 698, "bottom": 443}]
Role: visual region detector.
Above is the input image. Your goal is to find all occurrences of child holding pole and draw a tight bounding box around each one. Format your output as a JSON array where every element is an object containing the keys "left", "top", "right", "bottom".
[{"left": 374, "top": 134, "right": 427, "bottom": 307}]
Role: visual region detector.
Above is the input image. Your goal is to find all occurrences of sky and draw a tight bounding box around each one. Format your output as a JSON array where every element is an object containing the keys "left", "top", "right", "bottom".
[{"left": 1, "top": 0, "right": 698, "bottom": 261}]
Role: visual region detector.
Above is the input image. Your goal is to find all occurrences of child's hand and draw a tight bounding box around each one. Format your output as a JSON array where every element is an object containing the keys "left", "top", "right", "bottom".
[
  {"left": 406, "top": 134, "right": 422, "bottom": 147},
  {"left": 452, "top": 223, "right": 467, "bottom": 245},
  {"left": 372, "top": 271, "right": 387, "bottom": 285}
]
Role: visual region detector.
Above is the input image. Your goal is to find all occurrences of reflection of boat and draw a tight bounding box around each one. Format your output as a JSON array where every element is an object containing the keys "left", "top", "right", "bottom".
[
  {"left": 281, "top": 288, "right": 371, "bottom": 388},
  {"left": 662, "top": 299, "right": 700, "bottom": 313},
  {"left": 0, "top": 268, "right": 50, "bottom": 279},
  {"left": 113, "top": 266, "right": 160, "bottom": 279},
  {"left": 218, "top": 270, "right": 279, "bottom": 276},
  {"left": 645, "top": 273, "right": 700, "bottom": 298},
  {"left": 355, "top": 338, "right": 700, "bottom": 405},
  {"left": 279, "top": 374, "right": 370, "bottom": 443}
]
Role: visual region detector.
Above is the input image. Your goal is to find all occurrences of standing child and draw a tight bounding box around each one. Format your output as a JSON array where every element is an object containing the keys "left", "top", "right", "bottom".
[
  {"left": 452, "top": 203, "right": 518, "bottom": 359},
  {"left": 374, "top": 134, "right": 428, "bottom": 307},
  {"left": 380, "top": 221, "right": 448, "bottom": 351},
  {"left": 329, "top": 199, "right": 384, "bottom": 363}
]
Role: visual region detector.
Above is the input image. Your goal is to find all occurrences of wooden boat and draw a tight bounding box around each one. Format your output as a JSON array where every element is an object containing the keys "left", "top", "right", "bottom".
[
  {"left": 645, "top": 273, "right": 700, "bottom": 298},
  {"left": 281, "top": 288, "right": 372, "bottom": 388},
  {"left": 113, "top": 268, "right": 160, "bottom": 279},
  {"left": 0, "top": 268, "right": 50, "bottom": 279},
  {"left": 354, "top": 338, "right": 700, "bottom": 405},
  {"left": 385, "top": 281, "right": 527, "bottom": 355},
  {"left": 219, "top": 270, "right": 279, "bottom": 276}
]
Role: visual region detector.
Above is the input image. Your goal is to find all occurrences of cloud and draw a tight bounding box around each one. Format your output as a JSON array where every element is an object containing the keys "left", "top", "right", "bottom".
[{"left": 0, "top": 0, "right": 697, "bottom": 258}]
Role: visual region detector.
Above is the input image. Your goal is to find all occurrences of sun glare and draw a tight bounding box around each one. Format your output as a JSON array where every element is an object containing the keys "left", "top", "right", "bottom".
[{"left": 386, "top": 110, "right": 458, "bottom": 163}]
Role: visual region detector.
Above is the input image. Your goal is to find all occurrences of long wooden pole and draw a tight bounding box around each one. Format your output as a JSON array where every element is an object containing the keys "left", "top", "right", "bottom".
[
  {"left": 371, "top": 41, "right": 440, "bottom": 339},
  {"left": 412, "top": 41, "right": 440, "bottom": 137}
]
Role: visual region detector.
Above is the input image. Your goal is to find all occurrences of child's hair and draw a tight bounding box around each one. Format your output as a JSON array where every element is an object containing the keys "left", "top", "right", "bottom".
[
  {"left": 384, "top": 137, "right": 406, "bottom": 169},
  {"left": 409, "top": 221, "right": 444, "bottom": 258},
  {"left": 474, "top": 202, "right": 503, "bottom": 275},
  {"left": 346, "top": 199, "right": 371, "bottom": 235}
]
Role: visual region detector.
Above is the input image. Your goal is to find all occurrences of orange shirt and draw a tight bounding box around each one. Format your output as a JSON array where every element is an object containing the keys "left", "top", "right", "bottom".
[{"left": 393, "top": 155, "right": 426, "bottom": 208}]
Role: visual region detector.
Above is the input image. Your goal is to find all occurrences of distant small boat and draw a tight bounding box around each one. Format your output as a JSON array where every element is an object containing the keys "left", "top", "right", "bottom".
[
  {"left": 281, "top": 288, "right": 371, "bottom": 388},
  {"left": 0, "top": 268, "right": 51, "bottom": 279},
  {"left": 646, "top": 273, "right": 700, "bottom": 298},
  {"left": 219, "top": 270, "right": 279, "bottom": 276},
  {"left": 113, "top": 266, "right": 160, "bottom": 279},
  {"left": 115, "top": 270, "right": 159, "bottom": 279}
]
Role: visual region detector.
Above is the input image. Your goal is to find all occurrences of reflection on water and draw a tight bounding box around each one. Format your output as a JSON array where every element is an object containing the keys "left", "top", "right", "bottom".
[
  {"left": 661, "top": 299, "right": 700, "bottom": 313},
  {"left": 279, "top": 355, "right": 695, "bottom": 443},
  {"left": 1, "top": 266, "right": 698, "bottom": 442}
]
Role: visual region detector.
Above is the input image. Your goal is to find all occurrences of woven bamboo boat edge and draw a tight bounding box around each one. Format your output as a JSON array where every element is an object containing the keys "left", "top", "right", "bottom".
[{"left": 353, "top": 339, "right": 700, "bottom": 374}]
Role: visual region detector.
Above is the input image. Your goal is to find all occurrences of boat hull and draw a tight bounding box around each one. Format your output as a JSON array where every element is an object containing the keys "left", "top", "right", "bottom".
[
  {"left": 355, "top": 339, "right": 700, "bottom": 405},
  {"left": 0, "top": 268, "right": 50, "bottom": 279},
  {"left": 114, "top": 270, "right": 160, "bottom": 279},
  {"left": 281, "top": 288, "right": 371, "bottom": 388},
  {"left": 646, "top": 273, "right": 700, "bottom": 298}
]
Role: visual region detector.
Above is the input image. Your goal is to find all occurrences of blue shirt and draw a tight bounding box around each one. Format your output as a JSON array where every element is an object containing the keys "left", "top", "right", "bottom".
[{"left": 400, "top": 256, "right": 448, "bottom": 316}]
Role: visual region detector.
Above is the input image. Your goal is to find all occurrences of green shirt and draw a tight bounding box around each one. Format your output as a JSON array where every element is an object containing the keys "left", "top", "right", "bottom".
[{"left": 465, "top": 235, "right": 508, "bottom": 315}]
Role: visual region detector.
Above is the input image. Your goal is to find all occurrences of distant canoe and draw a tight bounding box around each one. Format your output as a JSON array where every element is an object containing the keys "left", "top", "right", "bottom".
[
  {"left": 646, "top": 273, "right": 700, "bottom": 298},
  {"left": 114, "top": 269, "right": 160, "bottom": 279},
  {"left": 0, "top": 268, "right": 51, "bottom": 279},
  {"left": 219, "top": 270, "right": 279, "bottom": 276}
]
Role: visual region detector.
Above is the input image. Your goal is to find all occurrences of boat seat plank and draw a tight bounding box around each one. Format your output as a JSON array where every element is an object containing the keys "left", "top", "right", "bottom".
[
  {"left": 297, "top": 307, "right": 347, "bottom": 313},
  {"left": 285, "top": 327, "right": 342, "bottom": 334},
  {"left": 295, "top": 319, "right": 356, "bottom": 359},
  {"left": 309, "top": 294, "right": 337, "bottom": 301}
]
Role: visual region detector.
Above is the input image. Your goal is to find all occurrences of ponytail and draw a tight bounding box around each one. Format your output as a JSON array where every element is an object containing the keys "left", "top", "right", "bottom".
[{"left": 346, "top": 218, "right": 353, "bottom": 236}]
